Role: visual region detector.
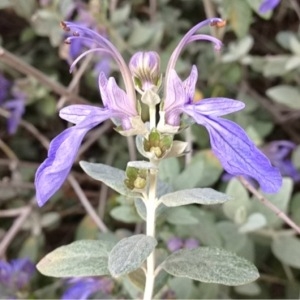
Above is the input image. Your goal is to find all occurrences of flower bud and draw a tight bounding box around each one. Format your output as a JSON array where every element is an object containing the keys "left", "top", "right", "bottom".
[
  {"left": 129, "top": 51, "right": 161, "bottom": 92},
  {"left": 143, "top": 129, "right": 173, "bottom": 159}
]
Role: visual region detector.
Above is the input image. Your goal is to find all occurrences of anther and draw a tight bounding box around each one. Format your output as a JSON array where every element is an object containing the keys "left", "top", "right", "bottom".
[
  {"left": 210, "top": 20, "right": 226, "bottom": 28},
  {"left": 60, "top": 21, "right": 70, "bottom": 31}
]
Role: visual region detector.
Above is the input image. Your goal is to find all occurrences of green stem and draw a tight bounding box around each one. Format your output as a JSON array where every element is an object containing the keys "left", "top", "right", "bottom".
[{"left": 143, "top": 167, "right": 158, "bottom": 300}]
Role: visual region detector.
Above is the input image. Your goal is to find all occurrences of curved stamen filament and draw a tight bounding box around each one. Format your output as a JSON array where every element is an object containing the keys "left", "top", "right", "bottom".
[
  {"left": 69, "top": 48, "right": 113, "bottom": 73},
  {"left": 62, "top": 22, "right": 136, "bottom": 101},
  {"left": 164, "top": 18, "right": 223, "bottom": 96},
  {"left": 186, "top": 34, "right": 223, "bottom": 50}
]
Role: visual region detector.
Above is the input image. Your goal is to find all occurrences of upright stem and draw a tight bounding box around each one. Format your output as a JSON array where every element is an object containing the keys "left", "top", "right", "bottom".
[
  {"left": 143, "top": 167, "right": 158, "bottom": 300},
  {"left": 149, "top": 104, "right": 156, "bottom": 130}
]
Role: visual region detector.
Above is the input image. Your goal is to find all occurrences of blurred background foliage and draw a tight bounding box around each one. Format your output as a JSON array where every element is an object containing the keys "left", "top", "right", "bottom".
[{"left": 0, "top": 0, "right": 300, "bottom": 299}]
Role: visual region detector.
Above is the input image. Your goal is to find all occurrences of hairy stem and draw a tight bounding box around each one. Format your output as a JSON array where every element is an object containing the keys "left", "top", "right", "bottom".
[
  {"left": 238, "top": 176, "right": 300, "bottom": 235},
  {"left": 143, "top": 167, "right": 158, "bottom": 300}
]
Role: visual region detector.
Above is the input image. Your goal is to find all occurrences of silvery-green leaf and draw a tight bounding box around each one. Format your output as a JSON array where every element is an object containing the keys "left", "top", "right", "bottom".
[
  {"left": 160, "top": 188, "right": 231, "bottom": 207},
  {"left": 108, "top": 234, "right": 157, "bottom": 277},
  {"left": 169, "top": 277, "right": 194, "bottom": 299},
  {"left": 166, "top": 207, "right": 199, "bottom": 225},
  {"left": 111, "top": 3, "right": 131, "bottom": 25},
  {"left": 174, "top": 150, "right": 222, "bottom": 190},
  {"left": 127, "top": 268, "right": 145, "bottom": 290},
  {"left": 263, "top": 55, "right": 290, "bottom": 77},
  {"left": 266, "top": 85, "right": 300, "bottom": 109},
  {"left": 162, "top": 247, "right": 259, "bottom": 286},
  {"left": 239, "top": 213, "right": 267, "bottom": 233},
  {"left": 234, "top": 282, "right": 261, "bottom": 296},
  {"left": 222, "top": 36, "right": 253, "bottom": 63},
  {"left": 217, "top": 221, "right": 248, "bottom": 253},
  {"left": 224, "top": 178, "right": 251, "bottom": 223},
  {"left": 159, "top": 157, "right": 180, "bottom": 184},
  {"left": 251, "top": 178, "right": 293, "bottom": 227},
  {"left": 221, "top": 0, "right": 252, "bottom": 38},
  {"left": 272, "top": 236, "right": 300, "bottom": 269},
  {"left": 79, "top": 161, "right": 137, "bottom": 197},
  {"left": 110, "top": 205, "right": 143, "bottom": 223},
  {"left": 134, "top": 198, "right": 146, "bottom": 221},
  {"left": 285, "top": 56, "right": 300, "bottom": 71},
  {"left": 128, "top": 21, "right": 156, "bottom": 47},
  {"left": 36, "top": 240, "right": 112, "bottom": 277}
]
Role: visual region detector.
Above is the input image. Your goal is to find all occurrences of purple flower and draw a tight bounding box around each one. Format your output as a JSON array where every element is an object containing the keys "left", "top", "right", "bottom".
[
  {"left": 0, "top": 74, "right": 26, "bottom": 134},
  {"left": 0, "top": 74, "right": 11, "bottom": 102},
  {"left": 61, "top": 277, "right": 113, "bottom": 300},
  {"left": 262, "top": 141, "right": 300, "bottom": 182},
  {"left": 0, "top": 258, "right": 35, "bottom": 290},
  {"left": 129, "top": 51, "right": 161, "bottom": 92},
  {"left": 35, "top": 22, "right": 143, "bottom": 206},
  {"left": 64, "top": 4, "right": 111, "bottom": 78},
  {"left": 259, "top": 0, "right": 280, "bottom": 13},
  {"left": 35, "top": 18, "right": 282, "bottom": 207},
  {"left": 160, "top": 18, "right": 282, "bottom": 194},
  {"left": 167, "top": 237, "right": 184, "bottom": 252},
  {"left": 183, "top": 238, "right": 199, "bottom": 250},
  {"left": 167, "top": 237, "right": 200, "bottom": 252}
]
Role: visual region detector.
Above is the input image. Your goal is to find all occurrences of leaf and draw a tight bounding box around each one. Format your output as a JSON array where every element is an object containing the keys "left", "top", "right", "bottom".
[
  {"left": 272, "top": 236, "right": 300, "bottom": 269},
  {"left": 266, "top": 85, "right": 300, "bottom": 109},
  {"left": 166, "top": 207, "right": 199, "bottom": 225},
  {"left": 75, "top": 215, "right": 100, "bottom": 240},
  {"left": 0, "top": 0, "right": 11, "bottom": 9},
  {"left": 162, "top": 247, "right": 259, "bottom": 286},
  {"left": 222, "top": 0, "right": 252, "bottom": 38},
  {"left": 223, "top": 178, "right": 251, "bottom": 224},
  {"left": 11, "top": 0, "right": 36, "bottom": 20},
  {"left": 251, "top": 178, "right": 293, "bottom": 227},
  {"left": 159, "top": 157, "right": 180, "bottom": 184},
  {"left": 174, "top": 150, "right": 222, "bottom": 190},
  {"left": 169, "top": 277, "right": 194, "bottom": 299},
  {"left": 108, "top": 234, "right": 157, "bottom": 277},
  {"left": 128, "top": 21, "right": 157, "bottom": 47},
  {"left": 222, "top": 36, "right": 254, "bottom": 63},
  {"left": 110, "top": 205, "right": 143, "bottom": 223},
  {"left": 276, "top": 31, "right": 300, "bottom": 55},
  {"left": 111, "top": 4, "right": 131, "bottom": 25},
  {"left": 160, "top": 188, "right": 231, "bottom": 207},
  {"left": 239, "top": 213, "right": 267, "bottom": 233},
  {"left": 79, "top": 161, "right": 137, "bottom": 197},
  {"left": 234, "top": 282, "right": 261, "bottom": 296},
  {"left": 217, "top": 221, "right": 248, "bottom": 253},
  {"left": 263, "top": 55, "right": 290, "bottom": 77},
  {"left": 36, "top": 240, "right": 112, "bottom": 277}
]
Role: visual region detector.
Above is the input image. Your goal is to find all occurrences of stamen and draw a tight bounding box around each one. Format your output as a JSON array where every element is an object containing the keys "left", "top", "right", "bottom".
[
  {"left": 210, "top": 19, "right": 226, "bottom": 28},
  {"left": 60, "top": 21, "right": 70, "bottom": 31}
]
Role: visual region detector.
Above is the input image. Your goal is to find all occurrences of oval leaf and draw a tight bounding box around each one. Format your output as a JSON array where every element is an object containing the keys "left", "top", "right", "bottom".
[
  {"left": 160, "top": 188, "right": 231, "bottom": 207},
  {"left": 36, "top": 240, "right": 112, "bottom": 277},
  {"left": 272, "top": 236, "right": 300, "bottom": 269},
  {"left": 108, "top": 234, "right": 157, "bottom": 277},
  {"left": 162, "top": 247, "right": 259, "bottom": 286},
  {"left": 266, "top": 85, "right": 300, "bottom": 109},
  {"left": 79, "top": 161, "right": 137, "bottom": 197}
]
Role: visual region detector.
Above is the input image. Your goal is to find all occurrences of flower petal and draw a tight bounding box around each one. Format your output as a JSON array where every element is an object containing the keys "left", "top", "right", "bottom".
[
  {"left": 188, "top": 113, "right": 282, "bottom": 193},
  {"left": 98, "top": 72, "right": 137, "bottom": 129},
  {"left": 164, "top": 69, "right": 186, "bottom": 125},
  {"left": 59, "top": 105, "right": 105, "bottom": 124},
  {"left": 183, "top": 65, "right": 198, "bottom": 101},
  {"left": 193, "top": 98, "right": 245, "bottom": 116},
  {"left": 259, "top": 0, "right": 280, "bottom": 13},
  {"left": 35, "top": 112, "right": 109, "bottom": 206}
]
